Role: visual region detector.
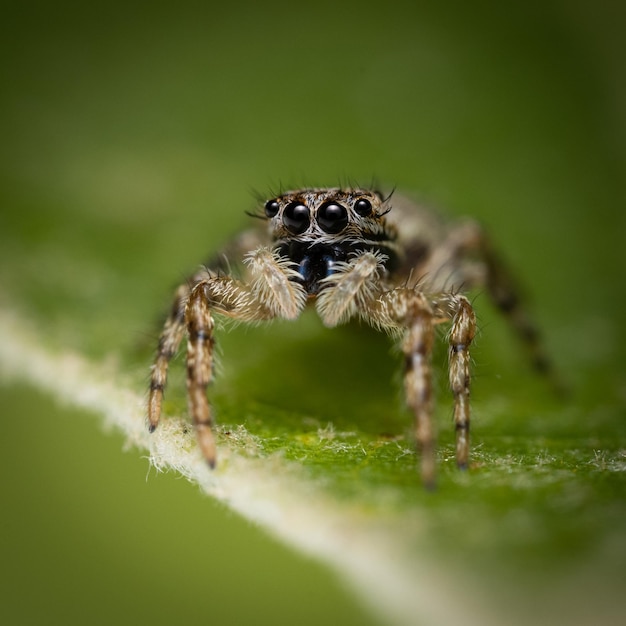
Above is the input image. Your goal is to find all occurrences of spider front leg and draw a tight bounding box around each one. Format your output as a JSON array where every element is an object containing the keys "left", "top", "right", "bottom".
[
  {"left": 384, "top": 291, "right": 476, "bottom": 486},
  {"left": 185, "top": 282, "right": 218, "bottom": 466},
  {"left": 148, "top": 283, "right": 189, "bottom": 433},
  {"left": 322, "top": 260, "right": 476, "bottom": 486},
  {"left": 433, "top": 293, "right": 476, "bottom": 469},
  {"left": 151, "top": 246, "right": 307, "bottom": 467},
  {"left": 317, "top": 254, "right": 442, "bottom": 487},
  {"left": 398, "top": 294, "right": 437, "bottom": 488},
  {"left": 367, "top": 289, "right": 439, "bottom": 487}
]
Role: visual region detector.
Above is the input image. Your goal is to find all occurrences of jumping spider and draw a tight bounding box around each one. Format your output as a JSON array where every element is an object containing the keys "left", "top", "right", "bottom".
[{"left": 148, "top": 188, "right": 551, "bottom": 487}]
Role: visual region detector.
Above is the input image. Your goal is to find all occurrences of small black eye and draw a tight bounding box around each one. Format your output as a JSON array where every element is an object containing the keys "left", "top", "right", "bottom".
[
  {"left": 283, "top": 202, "right": 310, "bottom": 234},
  {"left": 354, "top": 198, "right": 372, "bottom": 216},
  {"left": 318, "top": 202, "right": 348, "bottom": 234},
  {"left": 264, "top": 199, "right": 280, "bottom": 218}
]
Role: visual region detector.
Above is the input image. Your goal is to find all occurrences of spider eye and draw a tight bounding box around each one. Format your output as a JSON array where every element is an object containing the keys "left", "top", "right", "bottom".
[
  {"left": 264, "top": 199, "right": 280, "bottom": 218},
  {"left": 317, "top": 202, "right": 348, "bottom": 234},
  {"left": 283, "top": 202, "right": 310, "bottom": 234},
  {"left": 354, "top": 198, "right": 372, "bottom": 217}
]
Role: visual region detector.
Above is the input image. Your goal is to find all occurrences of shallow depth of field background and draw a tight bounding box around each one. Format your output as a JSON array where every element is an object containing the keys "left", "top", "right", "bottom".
[{"left": 1, "top": 1, "right": 625, "bottom": 625}]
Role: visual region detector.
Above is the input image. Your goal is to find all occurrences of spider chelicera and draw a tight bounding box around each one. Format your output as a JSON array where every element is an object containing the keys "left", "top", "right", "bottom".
[{"left": 148, "top": 188, "right": 552, "bottom": 487}]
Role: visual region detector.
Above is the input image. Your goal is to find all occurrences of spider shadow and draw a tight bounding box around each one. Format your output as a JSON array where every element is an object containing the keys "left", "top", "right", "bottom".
[{"left": 215, "top": 314, "right": 412, "bottom": 438}]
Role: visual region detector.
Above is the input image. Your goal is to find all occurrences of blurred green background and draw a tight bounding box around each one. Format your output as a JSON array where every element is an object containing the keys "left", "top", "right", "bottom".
[{"left": 1, "top": 1, "right": 625, "bottom": 625}]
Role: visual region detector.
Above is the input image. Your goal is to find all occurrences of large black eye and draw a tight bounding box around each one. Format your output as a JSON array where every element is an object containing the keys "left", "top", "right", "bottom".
[
  {"left": 283, "top": 202, "right": 310, "bottom": 234},
  {"left": 354, "top": 198, "right": 372, "bottom": 216},
  {"left": 318, "top": 202, "right": 348, "bottom": 234},
  {"left": 264, "top": 199, "right": 280, "bottom": 218}
]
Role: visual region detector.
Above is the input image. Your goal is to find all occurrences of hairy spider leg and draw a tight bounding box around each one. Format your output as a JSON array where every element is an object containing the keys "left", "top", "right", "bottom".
[
  {"left": 152, "top": 246, "right": 307, "bottom": 467},
  {"left": 317, "top": 254, "right": 440, "bottom": 482},
  {"left": 419, "top": 220, "right": 561, "bottom": 391},
  {"left": 148, "top": 283, "right": 189, "bottom": 432},
  {"left": 400, "top": 297, "right": 437, "bottom": 489},
  {"left": 483, "top": 247, "right": 558, "bottom": 383},
  {"left": 185, "top": 282, "right": 218, "bottom": 466},
  {"left": 433, "top": 293, "right": 476, "bottom": 469}
]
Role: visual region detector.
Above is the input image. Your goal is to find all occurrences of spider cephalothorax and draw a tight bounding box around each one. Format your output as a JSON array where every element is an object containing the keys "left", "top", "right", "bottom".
[
  {"left": 148, "top": 187, "right": 551, "bottom": 487},
  {"left": 265, "top": 188, "right": 400, "bottom": 295}
]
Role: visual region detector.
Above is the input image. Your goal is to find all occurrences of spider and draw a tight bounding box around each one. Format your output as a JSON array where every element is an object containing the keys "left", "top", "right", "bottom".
[{"left": 148, "top": 187, "right": 552, "bottom": 487}]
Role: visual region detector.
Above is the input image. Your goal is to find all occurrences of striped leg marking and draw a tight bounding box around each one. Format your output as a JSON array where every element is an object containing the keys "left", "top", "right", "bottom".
[
  {"left": 447, "top": 295, "right": 476, "bottom": 469},
  {"left": 148, "top": 284, "right": 189, "bottom": 432},
  {"left": 402, "top": 306, "right": 436, "bottom": 488},
  {"left": 185, "top": 283, "right": 217, "bottom": 467}
]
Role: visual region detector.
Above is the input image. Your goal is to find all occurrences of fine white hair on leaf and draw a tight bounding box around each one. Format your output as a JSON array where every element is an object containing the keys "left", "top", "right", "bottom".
[{"left": 0, "top": 308, "right": 495, "bottom": 626}]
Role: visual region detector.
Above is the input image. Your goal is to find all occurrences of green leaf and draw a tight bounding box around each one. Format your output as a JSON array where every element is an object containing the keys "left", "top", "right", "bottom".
[{"left": 1, "top": 2, "right": 625, "bottom": 625}]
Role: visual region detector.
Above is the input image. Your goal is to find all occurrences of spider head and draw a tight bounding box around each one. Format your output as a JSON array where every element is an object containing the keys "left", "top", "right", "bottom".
[
  {"left": 260, "top": 188, "right": 396, "bottom": 294},
  {"left": 261, "top": 188, "right": 391, "bottom": 243}
]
